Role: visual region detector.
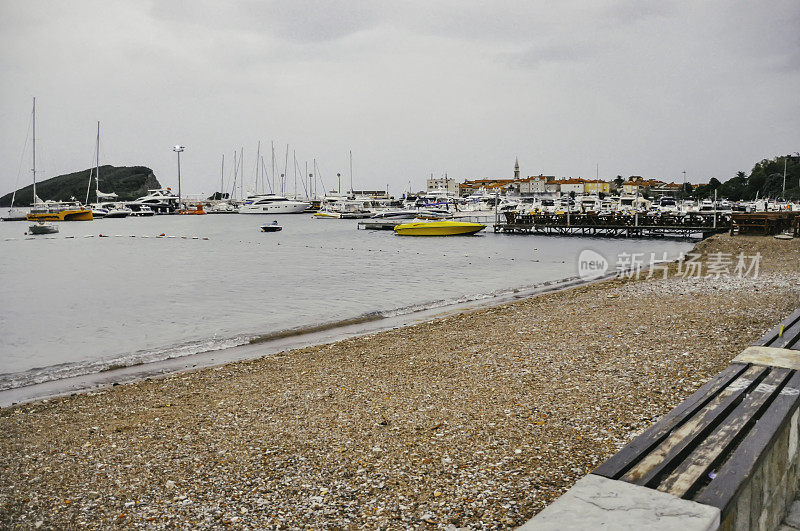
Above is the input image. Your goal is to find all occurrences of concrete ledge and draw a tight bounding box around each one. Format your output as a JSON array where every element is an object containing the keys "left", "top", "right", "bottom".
[
  {"left": 734, "top": 346, "right": 800, "bottom": 371},
  {"left": 517, "top": 474, "right": 720, "bottom": 530}
]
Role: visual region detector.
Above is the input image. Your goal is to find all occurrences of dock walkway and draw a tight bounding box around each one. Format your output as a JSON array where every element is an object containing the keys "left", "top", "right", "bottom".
[{"left": 496, "top": 212, "right": 730, "bottom": 239}]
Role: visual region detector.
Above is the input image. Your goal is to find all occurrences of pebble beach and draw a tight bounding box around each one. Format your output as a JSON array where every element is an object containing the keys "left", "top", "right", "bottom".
[{"left": 1, "top": 234, "right": 798, "bottom": 529}]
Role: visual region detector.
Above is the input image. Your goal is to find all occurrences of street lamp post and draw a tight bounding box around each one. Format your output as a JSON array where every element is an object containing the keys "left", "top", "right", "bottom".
[{"left": 173, "top": 145, "right": 185, "bottom": 211}]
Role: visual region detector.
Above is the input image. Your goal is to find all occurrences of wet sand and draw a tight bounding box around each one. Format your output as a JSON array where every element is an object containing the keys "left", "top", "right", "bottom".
[{"left": 1, "top": 234, "right": 798, "bottom": 529}]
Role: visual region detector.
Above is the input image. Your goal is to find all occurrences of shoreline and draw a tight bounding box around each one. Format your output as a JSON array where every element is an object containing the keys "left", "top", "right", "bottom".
[
  {"left": 1, "top": 234, "right": 798, "bottom": 528},
  {"left": 0, "top": 272, "right": 609, "bottom": 408}
]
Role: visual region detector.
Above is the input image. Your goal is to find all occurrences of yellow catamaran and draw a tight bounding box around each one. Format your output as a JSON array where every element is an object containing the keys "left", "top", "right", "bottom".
[{"left": 27, "top": 202, "right": 93, "bottom": 221}]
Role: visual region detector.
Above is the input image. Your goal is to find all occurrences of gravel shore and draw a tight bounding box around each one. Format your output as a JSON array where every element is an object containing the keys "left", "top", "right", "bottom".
[{"left": 1, "top": 234, "right": 798, "bottom": 529}]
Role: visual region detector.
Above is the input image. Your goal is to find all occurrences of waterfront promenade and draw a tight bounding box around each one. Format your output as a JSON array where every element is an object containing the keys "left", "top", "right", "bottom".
[{"left": 1, "top": 235, "right": 798, "bottom": 528}]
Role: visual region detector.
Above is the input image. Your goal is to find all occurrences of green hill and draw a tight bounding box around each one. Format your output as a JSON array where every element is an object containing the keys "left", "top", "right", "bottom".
[{"left": 0, "top": 165, "right": 161, "bottom": 206}]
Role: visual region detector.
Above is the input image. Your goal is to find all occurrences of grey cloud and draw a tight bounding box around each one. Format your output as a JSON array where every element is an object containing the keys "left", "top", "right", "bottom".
[
  {"left": 604, "top": 0, "right": 676, "bottom": 25},
  {"left": 507, "top": 42, "right": 600, "bottom": 70},
  {"left": 148, "top": 0, "right": 383, "bottom": 43}
]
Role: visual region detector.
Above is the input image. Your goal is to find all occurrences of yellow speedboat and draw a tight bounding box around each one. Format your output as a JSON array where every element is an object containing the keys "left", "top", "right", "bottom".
[
  {"left": 393, "top": 220, "right": 486, "bottom": 236},
  {"left": 313, "top": 209, "right": 341, "bottom": 219}
]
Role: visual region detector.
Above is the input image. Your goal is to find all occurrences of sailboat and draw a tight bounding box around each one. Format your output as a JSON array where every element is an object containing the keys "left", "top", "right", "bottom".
[
  {"left": 1, "top": 191, "right": 29, "bottom": 221},
  {"left": 2, "top": 103, "right": 35, "bottom": 221},
  {"left": 26, "top": 98, "right": 93, "bottom": 222},
  {"left": 86, "top": 122, "right": 131, "bottom": 218}
]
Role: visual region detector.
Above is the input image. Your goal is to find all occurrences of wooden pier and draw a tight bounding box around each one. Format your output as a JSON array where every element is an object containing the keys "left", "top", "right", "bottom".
[
  {"left": 730, "top": 211, "right": 799, "bottom": 236},
  {"left": 494, "top": 211, "right": 731, "bottom": 239},
  {"left": 357, "top": 220, "right": 403, "bottom": 230}
]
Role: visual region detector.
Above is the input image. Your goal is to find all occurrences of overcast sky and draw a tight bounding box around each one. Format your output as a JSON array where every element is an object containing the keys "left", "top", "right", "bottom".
[{"left": 1, "top": 0, "right": 798, "bottom": 198}]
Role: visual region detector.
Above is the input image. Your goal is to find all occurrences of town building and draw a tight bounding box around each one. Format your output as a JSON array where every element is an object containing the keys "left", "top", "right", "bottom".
[
  {"left": 518, "top": 175, "right": 551, "bottom": 194},
  {"left": 583, "top": 179, "right": 610, "bottom": 195},
  {"left": 622, "top": 177, "right": 664, "bottom": 195},
  {"left": 558, "top": 178, "right": 586, "bottom": 195},
  {"left": 426, "top": 176, "right": 457, "bottom": 194}
]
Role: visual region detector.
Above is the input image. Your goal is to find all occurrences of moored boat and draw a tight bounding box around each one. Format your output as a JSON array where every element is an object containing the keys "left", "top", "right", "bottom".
[
  {"left": 238, "top": 194, "right": 310, "bottom": 214},
  {"left": 177, "top": 204, "right": 206, "bottom": 215},
  {"left": 128, "top": 188, "right": 180, "bottom": 214},
  {"left": 2, "top": 207, "right": 29, "bottom": 221},
  {"left": 28, "top": 221, "right": 59, "bottom": 235},
  {"left": 260, "top": 221, "right": 282, "bottom": 232},
  {"left": 128, "top": 205, "right": 155, "bottom": 217},
  {"left": 27, "top": 201, "right": 93, "bottom": 221},
  {"left": 393, "top": 220, "right": 486, "bottom": 236}
]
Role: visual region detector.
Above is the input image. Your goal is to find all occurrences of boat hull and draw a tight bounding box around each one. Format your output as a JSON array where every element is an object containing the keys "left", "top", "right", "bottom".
[
  {"left": 239, "top": 202, "right": 310, "bottom": 214},
  {"left": 313, "top": 211, "right": 342, "bottom": 218},
  {"left": 28, "top": 223, "right": 59, "bottom": 235},
  {"left": 393, "top": 221, "right": 486, "bottom": 236},
  {"left": 27, "top": 209, "right": 93, "bottom": 221}
]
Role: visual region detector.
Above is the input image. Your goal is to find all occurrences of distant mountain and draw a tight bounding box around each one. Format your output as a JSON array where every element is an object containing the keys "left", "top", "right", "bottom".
[{"left": 0, "top": 165, "right": 161, "bottom": 206}]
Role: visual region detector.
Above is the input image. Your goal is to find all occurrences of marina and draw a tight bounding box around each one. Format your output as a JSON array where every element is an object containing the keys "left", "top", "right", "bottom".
[{"left": 1, "top": 2, "right": 798, "bottom": 527}]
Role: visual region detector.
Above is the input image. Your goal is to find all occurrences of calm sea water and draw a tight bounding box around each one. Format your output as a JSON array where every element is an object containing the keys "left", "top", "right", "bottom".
[{"left": 0, "top": 213, "right": 692, "bottom": 391}]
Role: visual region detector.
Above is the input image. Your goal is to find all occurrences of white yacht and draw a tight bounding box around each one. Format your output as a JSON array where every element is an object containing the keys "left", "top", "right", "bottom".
[
  {"left": 129, "top": 205, "right": 156, "bottom": 216},
  {"left": 238, "top": 194, "right": 310, "bottom": 214},
  {"left": 128, "top": 189, "right": 180, "bottom": 214},
  {"left": 92, "top": 202, "right": 132, "bottom": 218}
]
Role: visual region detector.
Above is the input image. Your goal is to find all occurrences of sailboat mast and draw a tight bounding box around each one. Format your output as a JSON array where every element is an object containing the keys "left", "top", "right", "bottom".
[
  {"left": 271, "top": 141, "right": 275, "bottom": 196},
  {"left": 32, "top": 97, "right": 37, "bottom": 204},
  {"left": 283, "top": 144, "right": 289, "bottom": 196},
  {"left": 239, "top": 147, "right": 244, "bottom": 200},
  {"left": 95, "top": 121, "right": 100, "bottom": 203},
  {"left": 349, "top": 150, "right": 353, "bottom": 197},
  {"left": 220, "top": 154, "right": 225, "bottom": 198},
  {"left": 255, "top": 140, "right": 261, "bottom": 194}
]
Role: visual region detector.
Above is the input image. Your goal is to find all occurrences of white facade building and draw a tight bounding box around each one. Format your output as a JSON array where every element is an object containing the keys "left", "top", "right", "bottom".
[{"left": 426, "top": 177, "right": 457, "bottom": 194}]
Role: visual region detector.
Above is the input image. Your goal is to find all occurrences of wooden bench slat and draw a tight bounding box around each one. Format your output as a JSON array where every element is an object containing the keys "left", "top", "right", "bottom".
[
  {"left": 656, "top": 368, "right": 791, "bottom": 498},
  {"left": 592, "top": 363, "right": 748, "bottom": 480},
  {"left": 773, "top": 321, "right": 800, "bottom": 350},
  {"left": 622, "top": 365, "right": 768, "bottom": 486},
  {"left": 693, "top": 369, "right": 800, "bottom": 516},
  {"left": 754, "top": 308, "right": 800, "bottom": 348}
]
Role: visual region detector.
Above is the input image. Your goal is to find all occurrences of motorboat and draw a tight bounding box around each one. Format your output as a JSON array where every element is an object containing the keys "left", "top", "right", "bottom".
[
  {"left": 313, "top": 198, "right": 373, "bottom": 219},
  {"left": 260, "top": 221, "right": 283, "bottom": 232},
  {"left": 238, "top": 194, "right": 310, "bottom": 214},
  {"left": 95, "top": 202, "right": 133, "bottom": 218},
  {"left": 370, "top": 209, "right": 421, "bottom": 219},
  {"left": 393, "top": 220, "right": 486, "bottom": 236},
  {"left": 128, "top": 188, "right": 180, "bottom": 214},
  {"left": 313, "top": 208, "right": 342, "bottom": 218},
  {"left": 206, "top": 201, "right": 237, "bottom": 214},
  {"left": 28, "top": 221, "right": 59, "bottom": 235},
  {"left": 177, "top": 204, "right": 206, "bottom": 215},
  {"left": 91, "top": 206, "right": 108, "bottom": 218},
  {"left": 128, "top": 205, "right": 156, "bottom": 217},
  {"left": 27, "top": 201, "right": 93, "bottom": 221}
]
